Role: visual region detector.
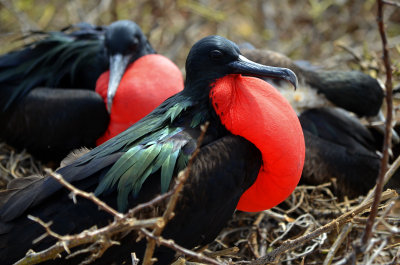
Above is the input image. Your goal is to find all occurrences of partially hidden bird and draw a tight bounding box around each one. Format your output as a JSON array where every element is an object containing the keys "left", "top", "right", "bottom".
[
  {"left": 0, "top": 20, "right": 183, "bottom": 162},
  {"left": 0, "top": 35, "right": 305, "bottom": 264},
  {"left": 241, "top": 47, "right": 399, "bottom": 197}
]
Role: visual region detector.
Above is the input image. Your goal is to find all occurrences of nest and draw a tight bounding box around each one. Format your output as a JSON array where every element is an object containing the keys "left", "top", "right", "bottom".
[
  {"left": 204, "top": 184, "right": 400, "bottom": 264},
  {"left": 0, "top": 142, "right": 48, "bottom": 189},
  {"left": 1, "top": 142, "right": 399, "bottom": 265}
]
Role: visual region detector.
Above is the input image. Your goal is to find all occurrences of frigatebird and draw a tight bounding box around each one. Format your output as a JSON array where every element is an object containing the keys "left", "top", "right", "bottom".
[
  {"left": 0, "top": 35, "right": 305, "bottom": 264},
  {"left": 241, "top": 48, "right": 400, "bottom": 197},
  {"left": 0, "top": 20, "right": 183, "bottom": 162}
]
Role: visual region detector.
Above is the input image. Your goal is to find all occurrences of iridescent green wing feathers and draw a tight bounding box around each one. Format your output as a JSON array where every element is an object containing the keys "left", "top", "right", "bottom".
[
  {"left": 0, "top": 27, "right": 104, "bottom": 111},
  {"left": 91, "top": 97, "right": 195, "bottom": 211}
]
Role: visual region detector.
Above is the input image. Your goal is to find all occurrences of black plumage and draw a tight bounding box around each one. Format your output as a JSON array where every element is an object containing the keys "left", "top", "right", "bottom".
[
  {"left": 0, "top": 36, "right": 298, "bottom": 264},
  {"left": 0, "top": 20, "right": 155, "bottom": 162}
]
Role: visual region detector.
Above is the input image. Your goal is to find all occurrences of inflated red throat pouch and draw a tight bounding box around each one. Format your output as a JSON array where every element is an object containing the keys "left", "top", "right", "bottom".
[
  {"left": 210, "top": 74, "right": 305, "bottom": 212},
  {"left": 96, "top": 54, "right": 184, "bottom": 144}
]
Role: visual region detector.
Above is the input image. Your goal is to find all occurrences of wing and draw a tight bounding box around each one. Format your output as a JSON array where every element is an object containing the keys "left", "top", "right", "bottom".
[
  {"left": 306, "top": 71, "right": 383, "bottom": 117},
  {"left": 0, "top": 88, "right": 109, "bottom": 162},
  {"left": 0, "top": 94, "right": 198, "bottom": 216},
  {"left": 299, "top": 107, "right": 377, "bottom": 154},
  {"left": 299, "top": 107, "right": 381, "bottom": 197},
  {"left": 0, "top": 24, "right": 107, "bottom": 112}
]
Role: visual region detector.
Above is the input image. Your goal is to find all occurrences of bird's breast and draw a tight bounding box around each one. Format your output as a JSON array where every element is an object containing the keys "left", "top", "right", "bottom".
[{"left": 210, "top": 74, "right": 305, "bottom": 212}]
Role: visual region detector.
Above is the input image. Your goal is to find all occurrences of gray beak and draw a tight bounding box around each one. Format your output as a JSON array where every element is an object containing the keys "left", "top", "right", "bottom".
[
  {"left": 228, "top": 55, "right": 298, "bottom": 89},
  {"left": 107, "top": 54, "right": 132, "bottom": 113}
]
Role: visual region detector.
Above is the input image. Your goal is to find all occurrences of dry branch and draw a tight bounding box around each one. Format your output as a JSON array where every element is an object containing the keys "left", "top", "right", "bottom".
[
  {"left": 15, "top": 216, "right": 162, "bottom": 265},
  {"left": 45, "top": 169, "right": 122, "bottom": 219},
  {"left": 323, "top": 223, "right": 353, "bottom": 265}
]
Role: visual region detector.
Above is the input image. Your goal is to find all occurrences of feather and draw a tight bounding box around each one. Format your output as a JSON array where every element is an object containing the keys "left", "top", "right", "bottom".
[
  {"left": 0, "top": 25, "right": 104, "bottom": 111},
  {"left": 161, "top": 150, "right": 180, "bottom": 193}
]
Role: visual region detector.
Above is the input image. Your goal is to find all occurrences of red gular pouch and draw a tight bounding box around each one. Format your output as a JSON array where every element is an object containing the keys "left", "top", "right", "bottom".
[
  {"left": 210, "top": 74, "right": 305, "bottom": 212},
  {"left": 95, "top": 54, "right": 184, "bottom": 145}
]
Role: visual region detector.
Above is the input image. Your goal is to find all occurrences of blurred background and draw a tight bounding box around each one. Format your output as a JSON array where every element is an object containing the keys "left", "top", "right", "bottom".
[{"left": 0, "top": 0, "right": 399, "bottom": 80}]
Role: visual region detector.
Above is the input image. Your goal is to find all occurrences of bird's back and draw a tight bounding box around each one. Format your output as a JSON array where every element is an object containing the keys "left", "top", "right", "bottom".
[{"left": 0, "top": 24, "right": 107, "bottom": 112}]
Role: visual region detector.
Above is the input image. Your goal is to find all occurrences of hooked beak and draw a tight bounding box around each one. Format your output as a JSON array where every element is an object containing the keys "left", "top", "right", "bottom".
[
  {"left": 229, "top": 55, "right": 298, "bottom": 89},
  {"left": 107, "top": 54, "right": 132, "bottom": 113}
]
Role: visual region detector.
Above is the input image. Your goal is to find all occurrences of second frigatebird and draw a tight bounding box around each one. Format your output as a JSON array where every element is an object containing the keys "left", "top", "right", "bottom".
[
  {"left": 0, "top": 35, "right": 304, "bottom": 264},
  {"left": 0, "top": 20, "right": 183, "bottom": 162}
]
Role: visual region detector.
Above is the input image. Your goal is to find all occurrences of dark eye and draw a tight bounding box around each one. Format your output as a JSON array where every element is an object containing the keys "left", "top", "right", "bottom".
[
  {"left": 129, "top": 37, "right": 139, "bottom": 51},
  {"left": 209, "top": 50, "right": 223, "bottom": 60}
]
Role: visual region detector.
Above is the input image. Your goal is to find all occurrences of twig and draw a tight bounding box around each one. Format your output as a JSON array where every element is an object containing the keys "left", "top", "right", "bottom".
[
  {"left": 46, "top": 169, "right": 123, "bottom": 219},
  {"left": 142, "top": 122, "right": 210, "bottom": 265},
  {"left": 363, "top": 154, "right": 400, "bottom": 203},
  {"left": 365, "top": 239, "right": 388, "bottom": 265},
  {"left": 389, "top": 247, "right": 400, "bottom": 265},
  {"left": 383, "top": 0, "right": 400, "bottom": 8},
  {"left": 361, "top": 0, "right": 394, "bottom": 247},
  {"left": 322, "top": 223, "right": 353, "bottom": 265},
  {"left": 15, "top": 169, "right": 184, "bottom": 264},
  {"left": 206, "top": 246, "right": 239, "bottom": 258},
  {"left": 248, "top": 189, "right": 397, "bottom": 264},
  {"left": 131, "top": 253, "right": 140, "bottom": 265},
  {"left": 15, "top": 216, "right": 162, "bottom": 265},
  {"left": 141, "top": 228, "right": 222, "bottom": 265}
]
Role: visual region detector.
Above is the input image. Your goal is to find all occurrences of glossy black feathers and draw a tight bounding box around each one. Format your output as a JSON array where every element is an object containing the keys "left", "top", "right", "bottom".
[
  {"left": 299, "top": 108, "right": 381, "bottom": 197},
  {"left": 0, "top": 24, "right": 107, "bottom": 112}
]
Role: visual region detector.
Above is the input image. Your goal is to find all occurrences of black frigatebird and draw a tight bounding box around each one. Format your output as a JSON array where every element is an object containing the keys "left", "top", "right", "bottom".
[
  {"left": 0, "top": 20, "right": 183, "bottom": 162},
  {"left": 0, "top": 36, "right": 304, "bottom": 264},
  {"left": 241, "top": 48, "right": 399, "bottom": 197}
]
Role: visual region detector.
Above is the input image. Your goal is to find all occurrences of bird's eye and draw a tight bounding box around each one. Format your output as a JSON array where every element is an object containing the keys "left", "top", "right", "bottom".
[
  {"left": 209, "top": 50, "right": 223, "bottom": 60},
  {"left": 129, "top": 36, "right": 139, "bottom": 51}
]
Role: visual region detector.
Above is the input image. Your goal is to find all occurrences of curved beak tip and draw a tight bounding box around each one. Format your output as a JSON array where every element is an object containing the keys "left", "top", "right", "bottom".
[
  {"left": 286, "top": 69, "right": 298, "bottom": 90},
  {"left": 233, "top": 55, "right": 298, "bottom": 90}
]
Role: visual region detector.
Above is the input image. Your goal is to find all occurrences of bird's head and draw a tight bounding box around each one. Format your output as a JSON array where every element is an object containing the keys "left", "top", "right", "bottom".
[
  {"left": 184, "top": 35, "right": 297, "bottom": 94},
  {"left": 104, "top": 20, "right": 155, "bottom": 113},
  {"left": 185, "top": 36, "right": 304, "bottom": 212}
]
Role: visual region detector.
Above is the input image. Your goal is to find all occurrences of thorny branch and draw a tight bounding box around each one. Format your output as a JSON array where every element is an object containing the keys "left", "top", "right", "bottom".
[
  {"left": 15, "top": 215, "right": 162, "bottom": 265},
  {"left": 45, "top": 169, "right": 123, "bottom": 219}
]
